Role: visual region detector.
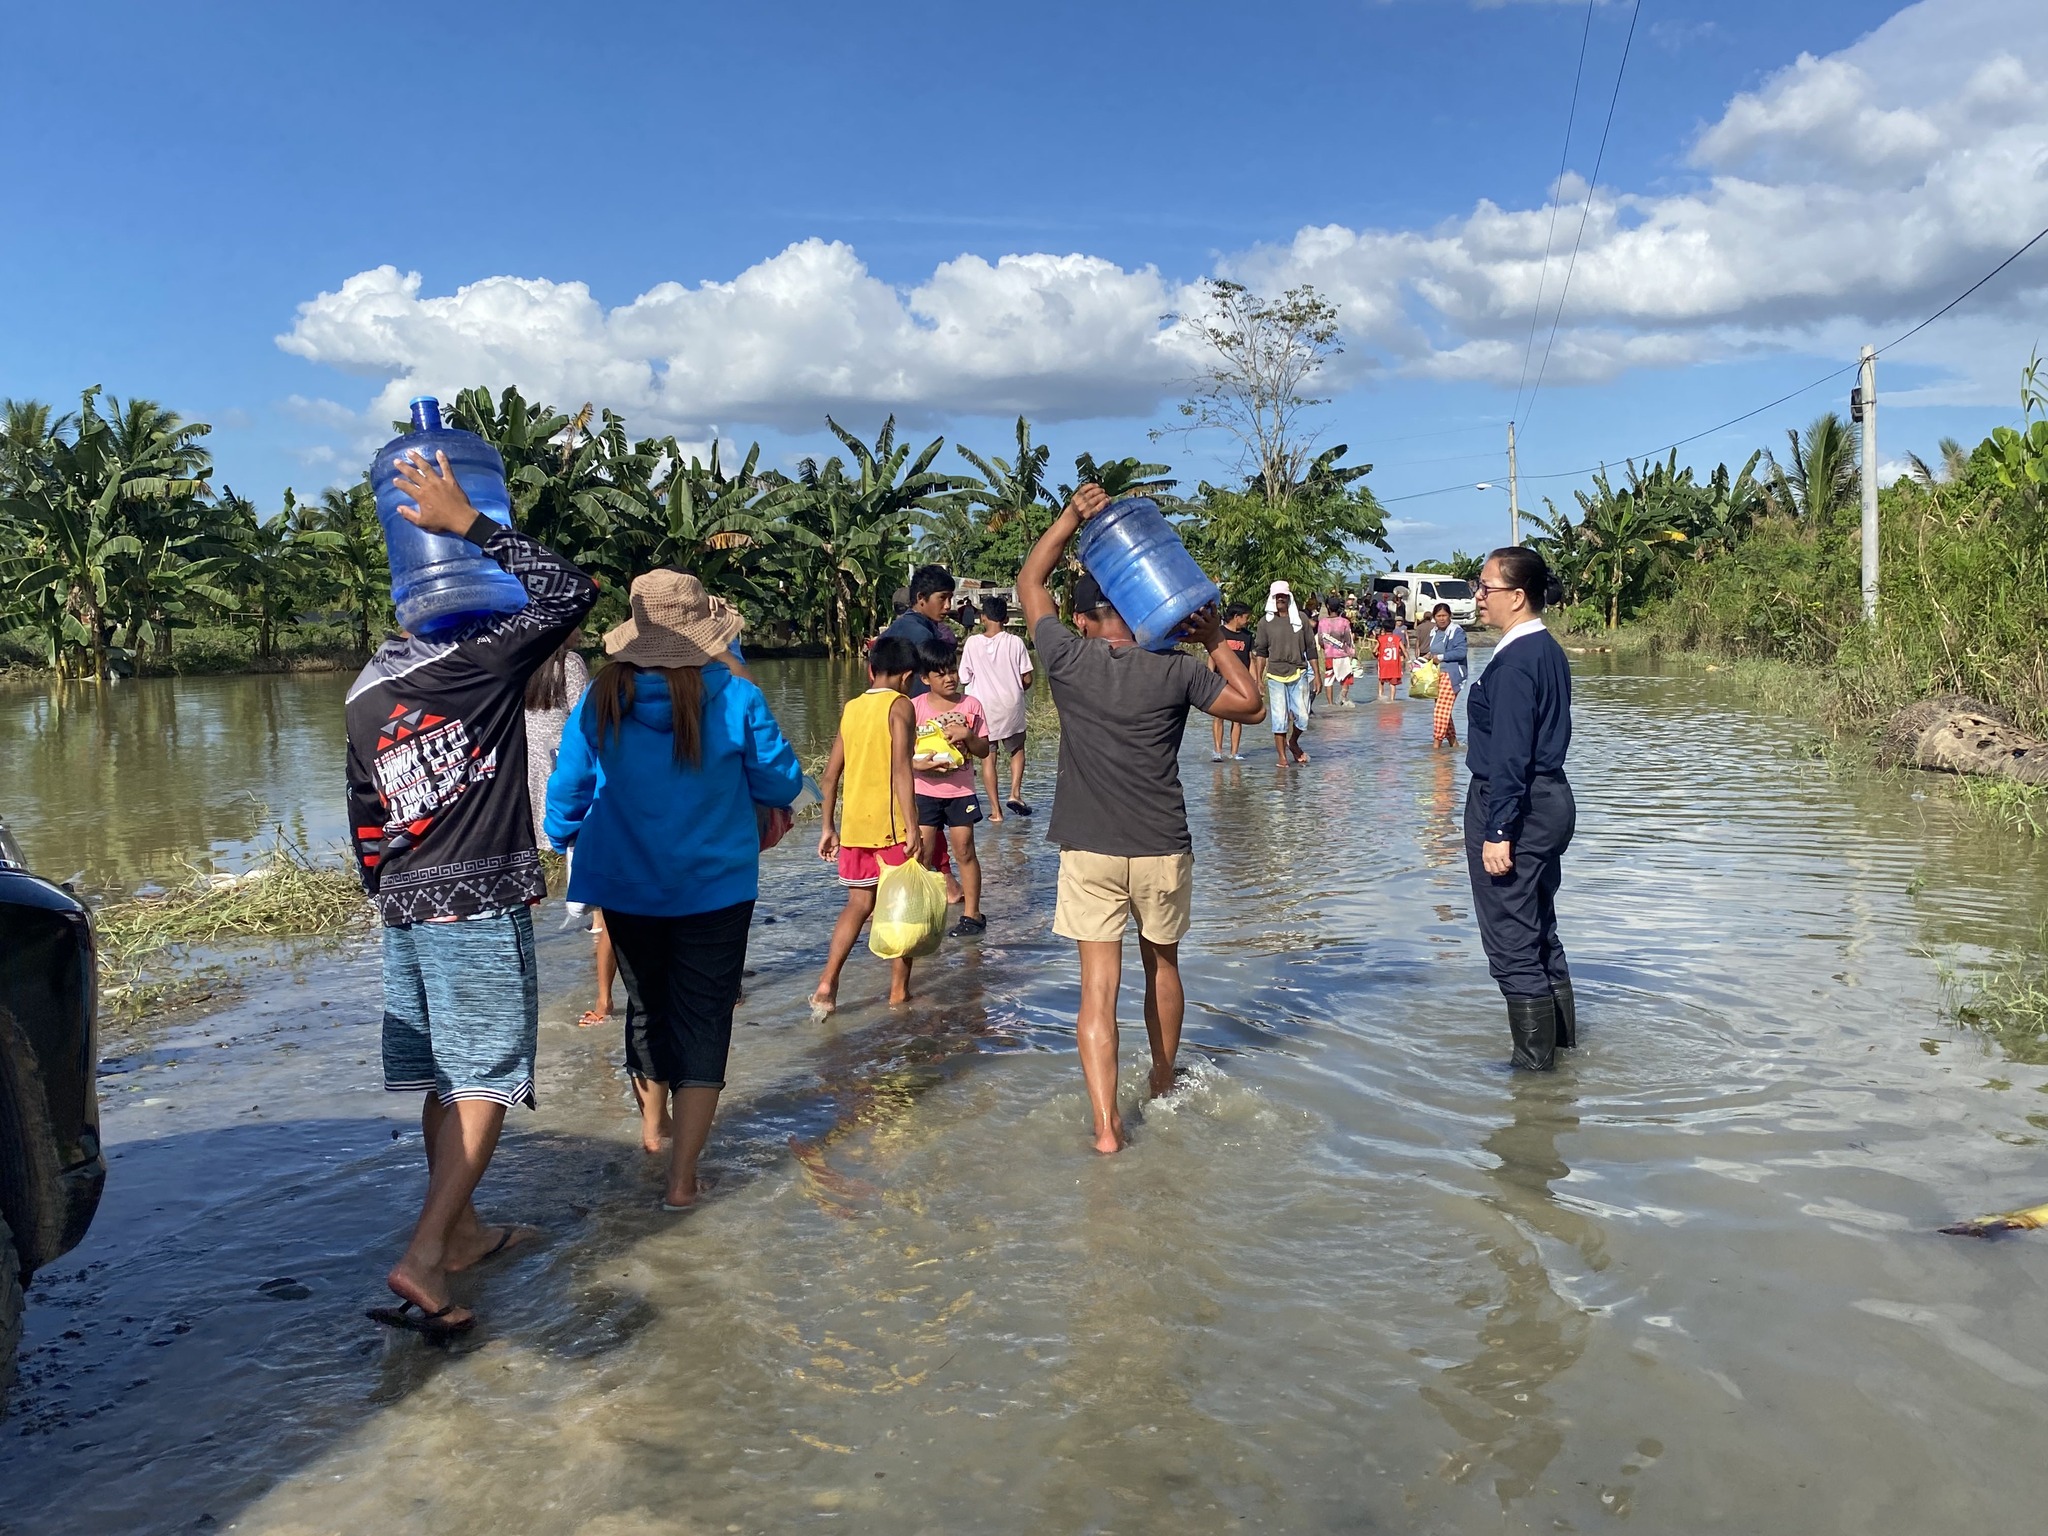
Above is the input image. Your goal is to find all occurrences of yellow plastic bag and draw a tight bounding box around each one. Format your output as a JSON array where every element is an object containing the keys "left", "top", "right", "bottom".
[
  {"left": 912, "top": 719, "right": 964, "bottom": 770},
  {"left": 1409, "top": 659, "right": 1442, "bottom": 699},
  {"left": 868, "top": 855, "right": 949, "bottom": 960}
]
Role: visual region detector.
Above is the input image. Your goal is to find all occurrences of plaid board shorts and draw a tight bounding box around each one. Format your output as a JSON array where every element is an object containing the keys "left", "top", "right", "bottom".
[{"left": 381, "top": 906, "right": 540, "bottom": 1109}]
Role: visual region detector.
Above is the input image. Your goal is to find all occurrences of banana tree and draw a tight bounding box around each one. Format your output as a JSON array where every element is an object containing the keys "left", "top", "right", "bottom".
[
  {"left": 1526, "top": 500, "right": 1594, "bottom": 607},
  {"left": 0, "top": 388, "right": 212, "bottom": 678},
  {"left": 222, "top": 489, "right": 342, "bottom": 660},
  {"left": 1059, "top": 452, "right": 1178, "bottom": 505},
  {"left": 309, "top": 479, "right": 391, "bottom": 657},
  {"left": 1576, "top": 470, "right": 1688, "bottom": 628},
  {"left": 1682, "top": 452, "right": 1768, "bottom": 563},
  {"left": 946, "top": 415, "right": 1058, "bottom": 577},
  {"left": 450, "top": 385, "right": 658, "bottom": 575},
  {"left": 617, "top": 439, "right": 811, "bottom": 613},
  {"left": 772, "top": 417, "right": 961, "bottom": 653}
]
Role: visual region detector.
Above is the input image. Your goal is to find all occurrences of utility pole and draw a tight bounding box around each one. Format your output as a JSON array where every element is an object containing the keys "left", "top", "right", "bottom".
[
  {"left": 1854, "top": 345, "right": 1878, "bottom": 624},
  {"left": 1507, "top": 421, "right": 1521, "bottom": 545}
]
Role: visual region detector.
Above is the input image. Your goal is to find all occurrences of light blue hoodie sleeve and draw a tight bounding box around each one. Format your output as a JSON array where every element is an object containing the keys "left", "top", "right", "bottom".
[
  {"left": 542, "top": 693, "right": 599, "bottom": 851},
  {"left": 739, "top": 683, "right": 804, "bottom": 809}
]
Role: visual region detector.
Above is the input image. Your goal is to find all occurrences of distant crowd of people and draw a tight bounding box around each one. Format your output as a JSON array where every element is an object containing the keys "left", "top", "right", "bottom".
[{"left": 344, "top": 451, "right": 1574, "bottom": 1338}]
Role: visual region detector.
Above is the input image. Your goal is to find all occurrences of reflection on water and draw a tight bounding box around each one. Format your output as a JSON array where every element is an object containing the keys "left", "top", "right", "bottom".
[
  {"left": 0, "top": 660, "right": 871, "bottom": 894},
  {"left": 8, "top": 659, "right": 2048, "bottom": 1533}
]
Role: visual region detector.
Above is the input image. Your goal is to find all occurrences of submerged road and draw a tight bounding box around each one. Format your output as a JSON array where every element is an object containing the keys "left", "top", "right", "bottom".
[{"left": 5, "top": 658, "right": 2048, "bottom": 1535}]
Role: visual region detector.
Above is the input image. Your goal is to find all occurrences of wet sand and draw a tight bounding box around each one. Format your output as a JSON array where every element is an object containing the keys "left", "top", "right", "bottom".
[{"left": 6, "top": 662, "right": 2048, "bottom": 1534}]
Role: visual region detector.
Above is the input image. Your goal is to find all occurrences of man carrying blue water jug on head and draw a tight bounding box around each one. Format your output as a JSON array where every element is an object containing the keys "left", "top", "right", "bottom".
[
  {"left": 344, "top": 446, "right": 596, "bottom": 1340},
  {"left": 1018, "top": 482, "right": 1266, "bottom": 1155}
]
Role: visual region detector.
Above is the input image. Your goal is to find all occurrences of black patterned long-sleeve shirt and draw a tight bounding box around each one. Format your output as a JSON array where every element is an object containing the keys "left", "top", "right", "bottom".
[{"left": 344, "top": 520, "right": 597, "bottom": 926}]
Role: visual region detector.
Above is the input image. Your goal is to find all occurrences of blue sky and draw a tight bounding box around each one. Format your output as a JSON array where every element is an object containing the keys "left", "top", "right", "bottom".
[{"left": 5, "top": 0, "right": 2045, "bottom": 564}]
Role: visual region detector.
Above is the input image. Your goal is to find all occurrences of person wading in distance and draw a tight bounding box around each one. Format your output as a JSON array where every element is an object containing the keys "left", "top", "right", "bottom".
[
  {"left": 1209, "top": 602, "right": 1255, "bottom": 760},
  {"left": 1252, "top": 581, "right": 1323, "bottom": 766},
  {"left": 960, "top": 594, "right": 1035, "bottom": 818},
  {"left": 1019, "top": 483, "right": 1267, "bottom": 1154},
  {"left": 1465, "top": 546, "right": 1578, "bottom": 1070},
  {"left": 1427, "top": 602, "right": 1469, "bottom": 750}
]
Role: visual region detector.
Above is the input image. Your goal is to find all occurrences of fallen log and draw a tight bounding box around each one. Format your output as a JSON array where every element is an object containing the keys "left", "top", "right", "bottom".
[{"left": 1876, "top": 694, "right": 2048, "bottom": 785}]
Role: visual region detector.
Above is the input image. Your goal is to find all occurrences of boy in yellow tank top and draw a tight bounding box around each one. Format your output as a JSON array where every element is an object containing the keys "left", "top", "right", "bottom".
[{"left": 812, "top": 635, "right": 924, "bottom": 1010}]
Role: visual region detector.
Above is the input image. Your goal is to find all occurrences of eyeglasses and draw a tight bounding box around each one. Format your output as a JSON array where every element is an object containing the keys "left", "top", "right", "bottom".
[{"left": 1473, "top": 581, "right": 1496, "bottom": 596}]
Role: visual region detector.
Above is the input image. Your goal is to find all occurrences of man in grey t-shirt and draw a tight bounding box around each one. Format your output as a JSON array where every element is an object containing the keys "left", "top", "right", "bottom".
[{"left": 1020, "top": 483, "right": 1265, "bottom": 1155}]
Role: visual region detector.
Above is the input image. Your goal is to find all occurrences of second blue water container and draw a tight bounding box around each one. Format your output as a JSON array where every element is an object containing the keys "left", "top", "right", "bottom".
[
  {"left": 1076, "top": 496, "right": 1221, "bottom": 651},
  {"left": 371, "top": 397, "right": 528, "bottom": 637}
]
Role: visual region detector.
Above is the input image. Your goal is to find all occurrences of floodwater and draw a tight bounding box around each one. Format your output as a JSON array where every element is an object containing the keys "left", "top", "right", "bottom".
[{"left": 5, "top": 656, "right": 2048, "bottom": 1535}]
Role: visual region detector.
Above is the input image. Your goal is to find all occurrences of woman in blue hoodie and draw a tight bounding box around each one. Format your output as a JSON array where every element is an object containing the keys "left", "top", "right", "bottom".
[{"left": 546, "top": 570, "right": 803, "bottom": 1210}]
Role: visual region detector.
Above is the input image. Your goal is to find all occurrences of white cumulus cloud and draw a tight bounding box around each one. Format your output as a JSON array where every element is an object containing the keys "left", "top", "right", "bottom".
[
  {"left": 279, "top": 0, "right": 2048, "bottom": 439},
  {"left": 279, "top": 242, "right": 1199, "bottom": 439}
]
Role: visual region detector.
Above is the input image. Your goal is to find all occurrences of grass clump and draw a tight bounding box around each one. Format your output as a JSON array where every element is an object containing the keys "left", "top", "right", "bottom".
[
  {"left": 95, "top": 832, "right": 370, "bottom": 1019},
  {"left": 1949, "top": 778, "right": 2048, "bottom": 838},
  {"left": 1953, "top": 962, "right": 2048, "bottom": 1066}
]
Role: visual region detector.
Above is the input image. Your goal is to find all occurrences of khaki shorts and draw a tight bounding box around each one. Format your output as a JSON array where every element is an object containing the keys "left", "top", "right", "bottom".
[{"left": 1053, "top": 849, "right": 1194, "bottom": 945}]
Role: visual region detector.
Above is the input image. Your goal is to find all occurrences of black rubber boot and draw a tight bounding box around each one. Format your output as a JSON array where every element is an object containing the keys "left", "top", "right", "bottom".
[
  {"left": 1506, "top": 995, "right": 1559, "bottom": 1072},
  {"left": 1551, "top": 980, "right": 1577, "bottom": 1050}
]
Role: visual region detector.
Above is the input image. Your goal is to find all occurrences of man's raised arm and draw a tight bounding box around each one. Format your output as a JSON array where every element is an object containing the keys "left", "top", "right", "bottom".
[{"left": 1018, "top": 483, "right": 1110, "bottom": 630}]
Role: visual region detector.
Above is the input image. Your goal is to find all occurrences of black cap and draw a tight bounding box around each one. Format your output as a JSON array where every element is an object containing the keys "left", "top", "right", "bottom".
[{"left": 1073, "top": 573, "right": 1108, "bottom": 613}]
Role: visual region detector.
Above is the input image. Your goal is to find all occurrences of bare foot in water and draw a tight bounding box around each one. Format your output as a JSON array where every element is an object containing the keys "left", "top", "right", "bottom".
[
  {"left": 1091, "top": 1118, "right": 1128, "bottom": 1155},
  {"left": 1149, "top": 1061, "right": 1187, "bottom": 1098},
  {"left": 445, "top": 1224, "right": 539, "bottom": 1273},
  {"left": 632, "top": 1076, "right": 674, "bottom": 1154},
  {"left": 809, "top": 988, "right": 837, "bottom": 1018},
  {"left": 661, "top": 1176, "right": 715, "bottom": 1211},
  {"left": 1290, "top": 743, "right": 1311, "bottom": 765}
]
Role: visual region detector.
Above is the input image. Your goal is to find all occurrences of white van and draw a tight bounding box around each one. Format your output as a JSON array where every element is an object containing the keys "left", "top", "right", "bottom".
[{"left": 1371, "top": 572, "right": 1477, "bottom": 626}]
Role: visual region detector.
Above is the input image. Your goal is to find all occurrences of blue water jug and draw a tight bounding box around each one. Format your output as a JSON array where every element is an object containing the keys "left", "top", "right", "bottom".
[
  {"left": 1076, "top": 496, "right": 1221, "bottom": 651},
  {"left": 371, "top": 397, "right": 527, "bottom": 637}
]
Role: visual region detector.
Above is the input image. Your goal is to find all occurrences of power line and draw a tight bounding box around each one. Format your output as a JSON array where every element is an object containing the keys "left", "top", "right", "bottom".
[
  {"left": 1354, "top": 419, "right": 1508, "bottom": 446},
  {"left": 1518, "top": 359, "right": 1856, "bottom": 482},
  {"left": 1873, "top": 221, "right": 2048, "bottom": 359},
  {"left": 1510, "top": 0, "right": 1598, "bottom": 424},
  {"left": 1372, "top": 218, "right": 2048, "bottom": 504},
  {"left": 1519, "top": 0, "right": 1644, "bottom": 435}
]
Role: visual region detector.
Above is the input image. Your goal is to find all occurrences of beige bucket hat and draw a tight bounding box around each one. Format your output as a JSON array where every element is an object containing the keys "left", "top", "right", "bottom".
[{"left": 603, "top": 569, "right": 745, "bottom": 668}]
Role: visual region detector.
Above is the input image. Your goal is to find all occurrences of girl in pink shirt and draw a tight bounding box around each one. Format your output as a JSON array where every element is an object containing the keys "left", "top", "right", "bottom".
[{"left": 912, "top": 638, "right": 991, "bottom": 937}]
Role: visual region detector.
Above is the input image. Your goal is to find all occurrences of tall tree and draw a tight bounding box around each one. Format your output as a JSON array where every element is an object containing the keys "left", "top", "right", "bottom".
[
  {"left": 1181, "top": 445, "right": 1389, "bottom": 603},
  {"left": 1156, "top": 278, "right": 1343, "bottom": 507}
]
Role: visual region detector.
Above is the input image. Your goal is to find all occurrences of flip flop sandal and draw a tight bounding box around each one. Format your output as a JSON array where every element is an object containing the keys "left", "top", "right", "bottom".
[
  {"left": 366, "top": 1299, "right": 475, "bottom": 1339},
  {"left": 1005, "top": 799, "right": 1034, "bottom": 816},
  {"left": 948, "top": 915, "right": 987, "bottom": 938}
]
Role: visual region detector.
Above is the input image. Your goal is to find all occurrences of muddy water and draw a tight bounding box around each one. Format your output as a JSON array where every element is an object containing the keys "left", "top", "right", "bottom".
[{"left": 5, "top": 659, "right": 2048, "bottom": 1535}]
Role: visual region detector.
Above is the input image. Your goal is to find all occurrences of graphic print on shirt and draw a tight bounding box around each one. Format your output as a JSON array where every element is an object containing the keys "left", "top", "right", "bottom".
[{"left": 370, "top": 701, "right": 499, "bottom": 857}]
